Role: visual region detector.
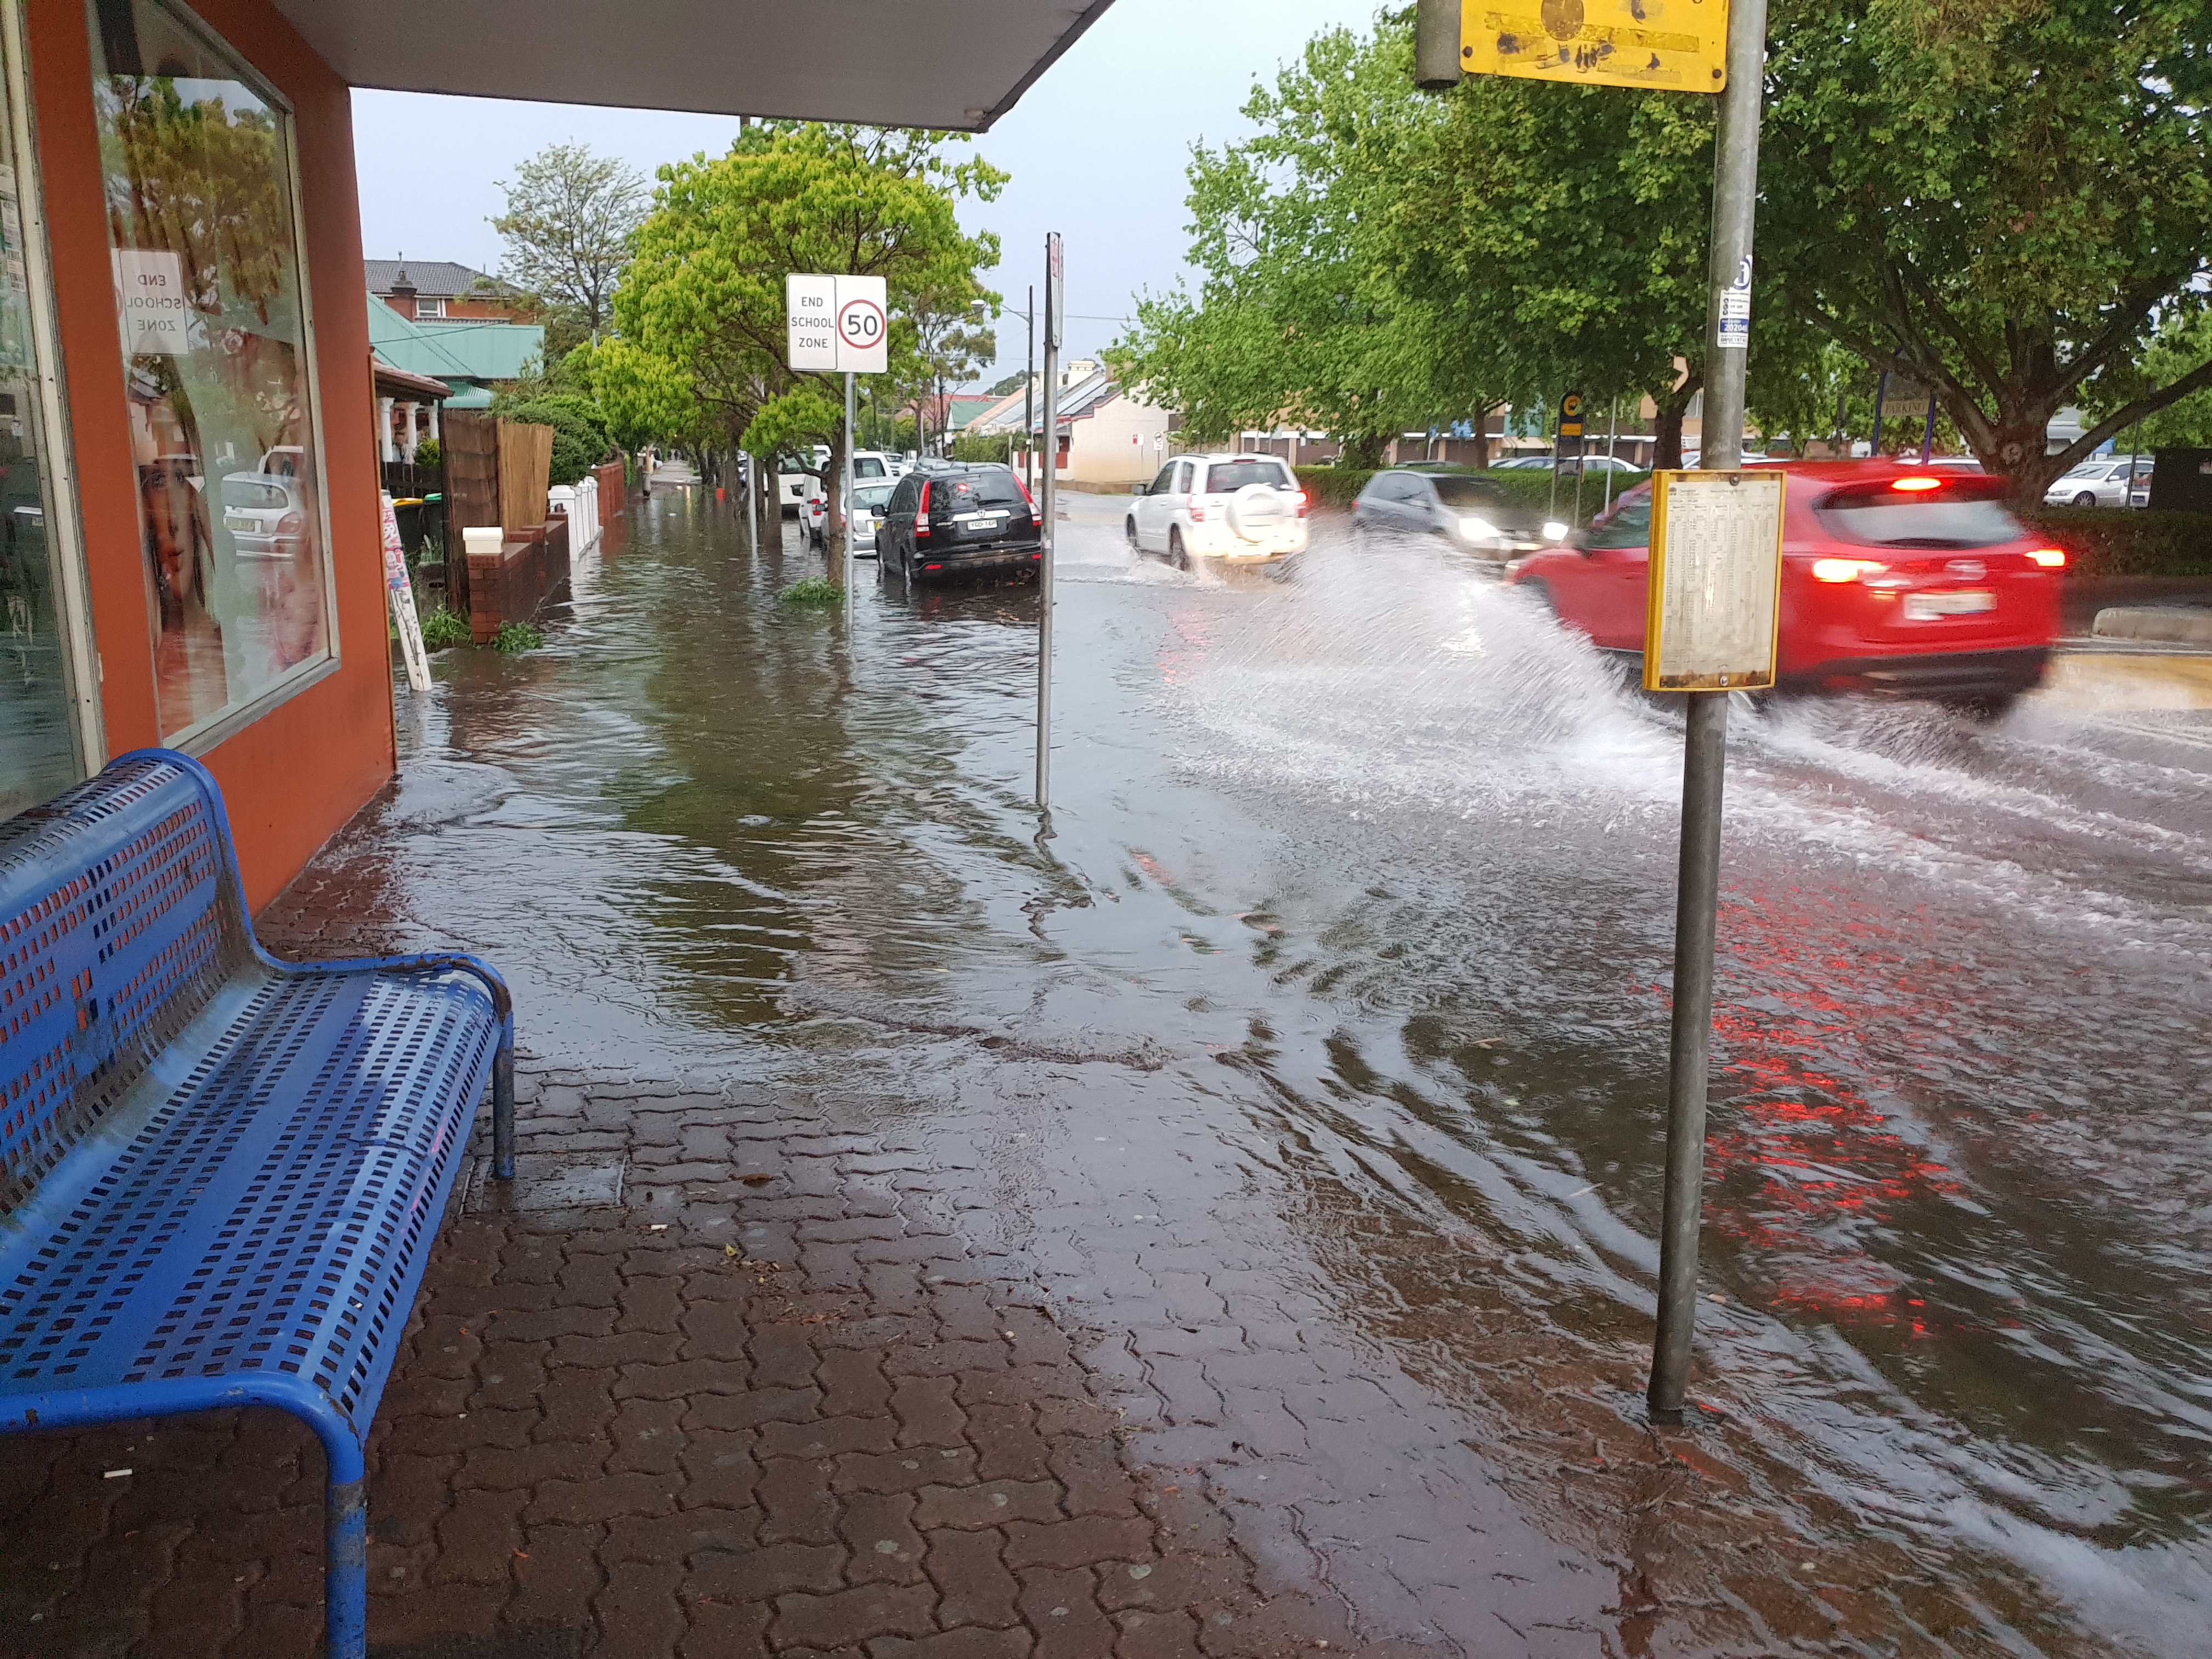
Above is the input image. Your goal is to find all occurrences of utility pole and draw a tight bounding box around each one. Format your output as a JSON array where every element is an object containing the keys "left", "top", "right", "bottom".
[
  {"left": 1646, "top": 0, "right": 1769, "bottom": 1427},
  {"left": 1036, "top": 237, "right": 1063, "bottom": 811}
]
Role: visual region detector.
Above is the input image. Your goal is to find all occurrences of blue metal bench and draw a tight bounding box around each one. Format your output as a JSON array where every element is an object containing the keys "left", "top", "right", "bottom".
[{"left": 0, "top": 749, "right": 514, "bottom": 1658}]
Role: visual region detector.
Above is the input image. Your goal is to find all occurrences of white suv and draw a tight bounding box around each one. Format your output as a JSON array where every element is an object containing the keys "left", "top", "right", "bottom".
[{"left": 1127, "top": 453, "right": 1309, "bottom": 563}]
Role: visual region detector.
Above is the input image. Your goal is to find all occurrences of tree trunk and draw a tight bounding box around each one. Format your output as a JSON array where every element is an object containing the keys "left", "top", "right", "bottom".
[
  {"left": 1652, "top": 376, "right": 1702, "bottom": 470},
  {"left": 1339, "top": 429, "right": 1390, "bottom": 470},
  {"left": 825, "top": 420, "right": 848, "bottom": 561}
]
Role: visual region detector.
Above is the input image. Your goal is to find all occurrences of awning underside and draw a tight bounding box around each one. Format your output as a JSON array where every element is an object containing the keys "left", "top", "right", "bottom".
[{"left": 273, "top": 0, "right": 1114, "bottom": 132}]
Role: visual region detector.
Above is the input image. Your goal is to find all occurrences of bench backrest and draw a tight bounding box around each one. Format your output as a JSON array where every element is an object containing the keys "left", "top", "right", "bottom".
[{"left": 0, "top": 752, "right": 252, "bottom": 1214}]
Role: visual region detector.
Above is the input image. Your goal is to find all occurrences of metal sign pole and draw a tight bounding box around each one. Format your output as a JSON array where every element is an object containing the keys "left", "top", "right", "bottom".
[
  {"left": 1025, "top": 286, "right": 1036, "bottom": 496},
  {"left": 746, "top": 453, "right": 758, "bottom": 558},
  {"left": 1036, "top": 235, "right": 1063, "bottom": 811},
  {"left": 844, "top": 370, "right": 856, "bottom": 620},
  {"left": 1647, "top": 0, "right": 1768, "bottom": 1426}
]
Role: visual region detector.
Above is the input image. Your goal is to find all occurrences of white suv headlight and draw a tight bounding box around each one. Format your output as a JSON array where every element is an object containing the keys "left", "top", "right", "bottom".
[{"left": 1459, "top": 516, "right": 1499, "bottom": 539}]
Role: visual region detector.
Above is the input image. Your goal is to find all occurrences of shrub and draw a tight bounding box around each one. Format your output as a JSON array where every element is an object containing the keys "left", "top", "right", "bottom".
[
  {"left": 2015, "top": 509, "right": 2212, "bottom": 579},
  {"left": 420, "top": 609, "right": 472, "bottom": 651},
  {"left": 413, "top": 437, "right": 442, "bottom": 468},
  {"left": 1292, "top": 466, "right": 1374, "bottom": 508},
  {"left": 493, "top": 392, "right": 616, "bottom": 486},
  {"left": 490, "top": 621, "right": 543, "bottom": 653},
  {"left": 950, "top": 432, "right": 1016, "bottom": 465},
  {"left": 778, "top": 577, "right": 844, "bottom": 607}
]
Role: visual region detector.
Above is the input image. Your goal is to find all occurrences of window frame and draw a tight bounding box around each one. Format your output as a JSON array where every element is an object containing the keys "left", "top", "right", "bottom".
[
  {"left": 95, "top": 0, "right": 342, "bottom": 757},
  {"left": 1, "top": 0, "right": 103, "bottom": 777}
]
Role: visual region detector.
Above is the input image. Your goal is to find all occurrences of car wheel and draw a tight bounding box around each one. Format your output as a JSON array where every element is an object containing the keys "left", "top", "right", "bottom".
[
  {"left": 1125, "top": 516, "right": 1139, "bottom": 550},
  {"left": 1169, "top": 527, "right": 1189, "bottom": 571},
  {"left": 2072, "top": 491, "right": 2097, "bottom": 507}
]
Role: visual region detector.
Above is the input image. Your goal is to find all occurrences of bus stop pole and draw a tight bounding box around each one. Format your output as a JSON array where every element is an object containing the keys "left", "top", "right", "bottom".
[
  {"left": 1647, "top": 0, "right": 1767, "bottom": 1426},
  {"left": 1036, "top": 236, "right": 1062, "bottom": 812}
]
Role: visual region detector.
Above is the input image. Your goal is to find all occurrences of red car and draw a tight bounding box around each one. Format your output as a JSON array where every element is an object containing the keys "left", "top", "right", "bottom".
[{"left": 1509, "top": 462, "right": 2066, "bottom": 709}]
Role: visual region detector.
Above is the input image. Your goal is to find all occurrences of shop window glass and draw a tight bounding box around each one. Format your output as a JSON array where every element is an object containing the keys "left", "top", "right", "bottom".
[
  {"left": 94, "top": 0, "right": 331, "bottom": 742},
  {"left": 0, "top": 29, "right": 84, "bottom": 817}
]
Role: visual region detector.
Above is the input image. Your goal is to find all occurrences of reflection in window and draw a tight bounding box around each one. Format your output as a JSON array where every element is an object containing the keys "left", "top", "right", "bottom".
[
  {"left": 0, "top": 46, "right": 82, "bottom": 816},
  {"left": 95, "top": 0, "right": 330, "bottom": 742}
]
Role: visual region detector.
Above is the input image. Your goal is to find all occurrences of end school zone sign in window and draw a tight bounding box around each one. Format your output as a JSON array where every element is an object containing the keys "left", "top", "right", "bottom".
[{"left": 787, "top": 274, "right": 888, "bottom": 374}]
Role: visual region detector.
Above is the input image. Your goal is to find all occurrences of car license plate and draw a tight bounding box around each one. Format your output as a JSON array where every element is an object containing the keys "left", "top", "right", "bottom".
[
  {"left": 225, "top": 516, "right": 256, "bottom": 532},
  {"left": 1904, "top": 589, "right": 1995, "bottom": 620}
]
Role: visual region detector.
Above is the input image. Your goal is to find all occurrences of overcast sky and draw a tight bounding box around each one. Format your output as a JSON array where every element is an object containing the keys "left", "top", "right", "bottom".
[{"left": 351, "top": 0, "right": 1374, "bottom": 388}]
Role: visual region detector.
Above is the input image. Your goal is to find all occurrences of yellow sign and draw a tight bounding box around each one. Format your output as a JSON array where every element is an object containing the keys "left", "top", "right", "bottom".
[
  {"left": 1644, "top": 470, "right": 1784, "bottom": 691},
  {"left": 1460, "top": 0, "right": 1729, "bottom": 93}
]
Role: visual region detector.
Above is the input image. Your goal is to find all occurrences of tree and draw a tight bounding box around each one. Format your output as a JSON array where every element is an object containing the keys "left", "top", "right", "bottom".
[
  {"left": 987, "top": 370, "right": 1031, "bottom": 397},
  {"left": 905, "top": 289, "right": 996, "bottom": 454},
  {"left": 613, "top": 123, "right": 1004, "bottom": 548},
  {"left": 1112, "top": 21, "right": 1454, "bottom": 466},
  {"left": 1390, "top": 65, "right": 1718, "bottom": 467},
  {"left": 1760, "top": 0, "right": 2212, "bottom": 499},
  {"left": 492, "top": 142, "right": 649, "bottom": 352}
]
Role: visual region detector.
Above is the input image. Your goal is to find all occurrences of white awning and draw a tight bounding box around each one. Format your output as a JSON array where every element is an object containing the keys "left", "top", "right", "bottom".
[{"left": 274, "top": 0, "right": 1116, "bottom": 131}]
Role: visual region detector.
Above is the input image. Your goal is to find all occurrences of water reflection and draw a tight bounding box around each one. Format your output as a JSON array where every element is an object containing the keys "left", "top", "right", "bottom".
[{"left": 365, "top": 486, "right": 2211, "bottom": 1655}]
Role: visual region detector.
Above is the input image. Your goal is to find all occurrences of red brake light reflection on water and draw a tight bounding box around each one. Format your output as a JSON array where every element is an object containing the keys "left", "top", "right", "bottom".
[
  {"left": 2027, "top": 547, "right": 2068, "bottom": 568},
  {"left": 1890, "top": 476, "right": 1943, "bottom": 492}
]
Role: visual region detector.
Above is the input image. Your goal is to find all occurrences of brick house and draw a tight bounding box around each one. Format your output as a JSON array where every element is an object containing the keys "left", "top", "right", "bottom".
[{"left": 367, "top": 258, "right": 526, "bottom": 323}]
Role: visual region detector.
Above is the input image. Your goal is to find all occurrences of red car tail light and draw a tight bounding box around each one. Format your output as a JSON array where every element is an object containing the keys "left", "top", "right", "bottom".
[
  {"left": 1293, "top": 489, "right": 1310, "bottom": 518},
  {"left": 1811, "top": 558, "right": 1888, "bottom": 583},
  {"left": 1189, "top": 500, "right": 1206, "bottom": 522},
  {"left": 2026, "top": 546, "right": 2067, "bottom": 569},
  {"left": 915, "top": 481, "right": 931, "bottom": 537},
  {"left": 1890, "top": 476, "right": 1943, "bottom": 492}
]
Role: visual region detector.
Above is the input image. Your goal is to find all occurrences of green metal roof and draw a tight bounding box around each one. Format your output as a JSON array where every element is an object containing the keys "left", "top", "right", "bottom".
[{"left": 365, "top": 294, "right": 544, "bottom": 385}]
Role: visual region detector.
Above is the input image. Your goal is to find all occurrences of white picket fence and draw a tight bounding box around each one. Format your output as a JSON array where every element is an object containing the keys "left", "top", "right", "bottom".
[{"left": 548, "top": 473, "right": 602, "bottom": 549}]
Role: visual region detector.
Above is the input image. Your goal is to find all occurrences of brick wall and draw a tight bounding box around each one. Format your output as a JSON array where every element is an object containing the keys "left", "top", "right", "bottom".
[{"left": 465, "top": 516, "right": 571, "bottom": 644}]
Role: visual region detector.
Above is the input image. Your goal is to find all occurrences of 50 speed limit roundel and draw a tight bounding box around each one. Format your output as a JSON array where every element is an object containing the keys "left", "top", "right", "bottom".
[{"left": 838, "top": 296, "right": 885, "bottom": 351}]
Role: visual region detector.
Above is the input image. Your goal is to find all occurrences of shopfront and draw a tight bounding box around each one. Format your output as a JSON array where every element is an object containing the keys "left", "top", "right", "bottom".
[{"left": 0, "top": 0, "right": 386, "bottom": 908}]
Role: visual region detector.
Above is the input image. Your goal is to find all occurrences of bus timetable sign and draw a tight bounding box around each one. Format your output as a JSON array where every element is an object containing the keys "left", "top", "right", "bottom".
[{"left": 786, "top": 273, "right": 888, "bottom": 374}]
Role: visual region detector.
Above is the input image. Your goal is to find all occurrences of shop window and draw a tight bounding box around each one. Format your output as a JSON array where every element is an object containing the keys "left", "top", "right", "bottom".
[
  {"left": 0, "top": 4, "right": 92, "bottom": 818},
  {"left": 94, "top": 0, "right": 333, "bottom": 745}
]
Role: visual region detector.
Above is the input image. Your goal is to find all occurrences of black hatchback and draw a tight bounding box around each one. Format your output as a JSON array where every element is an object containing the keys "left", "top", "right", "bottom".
[{"left": 878, "top": 462, "right": 1042, "bottom": 585}]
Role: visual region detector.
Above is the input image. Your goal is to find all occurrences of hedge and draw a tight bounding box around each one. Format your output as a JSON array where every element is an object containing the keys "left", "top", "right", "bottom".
[
  {"left": 2013, "top": 509, "right": 2212, "bottom": 579},
  {"left": 1294, "top": 464, "right": 1651, "bottom": 527}
]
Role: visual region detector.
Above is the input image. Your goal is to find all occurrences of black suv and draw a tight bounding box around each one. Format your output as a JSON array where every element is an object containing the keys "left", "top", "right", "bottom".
[{"left": 878, "top": 462, "right": 1042, "bottom": 585}]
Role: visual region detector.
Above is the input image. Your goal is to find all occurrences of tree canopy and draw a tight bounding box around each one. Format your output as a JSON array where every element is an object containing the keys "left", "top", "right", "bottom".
[
  {"left": 601, "top": 123, "right": 1003, "bottom": 538},
  {"left": 1115, "top": 3, "right": 2212, "bottom": 493},
  {"left": 492, "top": 142, "right": 649, "bottom": 355}
]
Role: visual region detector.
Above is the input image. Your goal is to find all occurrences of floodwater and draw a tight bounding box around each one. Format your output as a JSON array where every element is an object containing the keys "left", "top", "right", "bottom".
[{"left": 377, "top": 484, "right": 2211, "bottom": 1656}]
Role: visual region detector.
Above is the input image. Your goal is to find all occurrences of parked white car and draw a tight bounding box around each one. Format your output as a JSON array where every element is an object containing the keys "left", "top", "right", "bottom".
[
  {"left": 1126, "top": 453, "right": 1309, "bottom": 563},
  {"left": 847, "top": 481, "right": 895, "bottom": 555},
  {"left": 2044, "top": 457, "right": 2151, "bottom": 509}
]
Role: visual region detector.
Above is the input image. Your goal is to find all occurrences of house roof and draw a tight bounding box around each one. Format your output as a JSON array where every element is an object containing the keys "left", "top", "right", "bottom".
[
  {"left": 364, "top": 294, "right": 546, "bottom": 387},
  {"left": 943, "top": 395, "right": 1002, "bottom": 435},
  {"left": 365, "top": 260, "right": 516, "bottom": 300},
  {"left": 963, "top": 387, "right": 1034, "bottom": 435},
  {"left": 374, "top": 358, "right": 454, "bottom": 401},
  {"left": 274, "top": 1, "right": 1120, "bottom": 133}
]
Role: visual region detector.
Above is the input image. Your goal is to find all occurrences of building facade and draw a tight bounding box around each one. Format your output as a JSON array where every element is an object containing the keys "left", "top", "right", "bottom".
[
  {"left": 1, "top": 0, "right": 391, "bottom": 909},
  {"left": 367, "top": 258, "right": 523, "bottom": 323}
]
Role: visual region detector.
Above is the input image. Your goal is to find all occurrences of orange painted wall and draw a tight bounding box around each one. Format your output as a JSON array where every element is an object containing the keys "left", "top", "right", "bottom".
[{"left": 26, "top": 0, "right": 395, "bottom": 913}]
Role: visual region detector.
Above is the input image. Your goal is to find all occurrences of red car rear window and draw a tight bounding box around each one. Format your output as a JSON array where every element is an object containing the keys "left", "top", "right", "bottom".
[{"left": 1814, "top": 483, "right": 2023, "bottom": 550}]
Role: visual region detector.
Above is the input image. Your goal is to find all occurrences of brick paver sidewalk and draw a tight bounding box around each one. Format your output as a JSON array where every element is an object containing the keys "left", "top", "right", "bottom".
[{"left": 0, "top": 1058, "right": 1440, "bottom": 1658}]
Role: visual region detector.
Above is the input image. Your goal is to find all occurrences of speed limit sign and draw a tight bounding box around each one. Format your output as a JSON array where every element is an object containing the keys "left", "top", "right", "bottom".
[{"left": 788, "top": 273, "right": 887, "bottom": 373}]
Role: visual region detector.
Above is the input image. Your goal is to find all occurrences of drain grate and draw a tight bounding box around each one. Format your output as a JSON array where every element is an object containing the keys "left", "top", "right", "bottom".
[{"left": 464, "top": 1152, "right": 626, "bottom": 1214}]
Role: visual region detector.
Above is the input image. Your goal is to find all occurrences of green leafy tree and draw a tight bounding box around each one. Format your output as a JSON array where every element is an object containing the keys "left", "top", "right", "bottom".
[
  {"left": 1112, "top": 21, "right": 1453, "bottom": 466},
  {"left": 613, "top": 124, "right": 1003, "bottom": 547},
  {"left": 492, "top": 143, "right": 649, "bottom": 353},
  {"left": 1760, "top": 0, "right": 2212, "bottom": 498}
]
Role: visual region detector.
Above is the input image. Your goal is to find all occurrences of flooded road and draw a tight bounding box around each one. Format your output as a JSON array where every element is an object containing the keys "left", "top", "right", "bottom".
[{"left": 373, "top": 484, "right": 2211, "bottom": 1656}]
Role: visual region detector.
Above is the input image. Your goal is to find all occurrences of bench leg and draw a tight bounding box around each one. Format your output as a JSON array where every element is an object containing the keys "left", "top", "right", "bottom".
[
  {"left": 493, "top": 1023, "right": 516, "bottom": 1181},
  {"left": 327, "top": 1475, "right": 368, "bottom": 1658}
]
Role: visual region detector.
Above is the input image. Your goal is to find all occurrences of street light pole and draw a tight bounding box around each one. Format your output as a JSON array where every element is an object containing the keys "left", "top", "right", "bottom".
[{"left": 1647, "top": 0, "right": 1768, "bottom": 1427}]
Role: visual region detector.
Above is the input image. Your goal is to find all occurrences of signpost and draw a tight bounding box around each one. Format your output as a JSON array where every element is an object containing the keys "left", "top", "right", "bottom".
[
  {"left": 1036, "top": 234, "right": 1063, "bottom": 812},
  {"left": 1416, "top": 0, "right": 1771, "bottom": 1424},
  {"left": 787, "top": 273, "right": 888, "bottom": 613}
]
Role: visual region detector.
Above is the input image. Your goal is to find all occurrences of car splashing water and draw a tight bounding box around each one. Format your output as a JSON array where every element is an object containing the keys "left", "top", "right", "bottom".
[{"left": 369, "top": 485, "right": 2212, "bottom": 1656}]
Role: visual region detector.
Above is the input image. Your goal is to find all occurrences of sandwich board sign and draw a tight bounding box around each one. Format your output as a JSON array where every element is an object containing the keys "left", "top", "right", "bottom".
[
  {"left": 1643, "top": 469, "right": 1784, "bottom": 691},
  {"left": 1458, "top": 0, "right": 1729, "bottom": 94},
  {"left": 786, "top": 274, "right": 888, "bottom": 374}
]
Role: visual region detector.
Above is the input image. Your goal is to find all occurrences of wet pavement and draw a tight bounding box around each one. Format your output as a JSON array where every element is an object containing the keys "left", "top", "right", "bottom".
[{"left": 5, "top": 484, "right": 2209, "bottom": 1657}]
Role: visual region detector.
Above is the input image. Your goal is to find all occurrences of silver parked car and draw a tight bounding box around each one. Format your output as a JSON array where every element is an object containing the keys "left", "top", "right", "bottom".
[{"left": 2044, "top": 458, "right": 2152, "bottom": 509}]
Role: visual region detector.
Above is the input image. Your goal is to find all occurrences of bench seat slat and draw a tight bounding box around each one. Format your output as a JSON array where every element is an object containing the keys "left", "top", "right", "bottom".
[{"left": 0, "top": 966, "right": 497, "bottom": 1431}]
